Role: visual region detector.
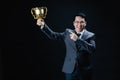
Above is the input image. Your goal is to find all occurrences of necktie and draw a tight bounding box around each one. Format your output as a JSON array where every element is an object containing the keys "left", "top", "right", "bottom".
[
  {"left": 74, "top": 31, "right": 81, "bottom": 37},
  {"left": 77, "top": 33, "right": 81, "bottom": 37}
]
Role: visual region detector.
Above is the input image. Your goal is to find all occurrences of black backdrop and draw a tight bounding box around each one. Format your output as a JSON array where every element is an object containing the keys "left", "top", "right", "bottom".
[{"left": 2, "top": 0, "right": 119, "bottom": 80}]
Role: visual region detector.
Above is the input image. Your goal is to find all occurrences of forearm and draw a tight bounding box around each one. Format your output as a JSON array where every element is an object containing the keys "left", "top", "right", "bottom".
[
  {"left": 40, "top": 24, "right": 55, "bottom": 39},
  {"left": 40, "top": 24, "right": 64, "bottom": 40},
  {"left": 75, "top": 38, "right": 96, "bottom": 54}
]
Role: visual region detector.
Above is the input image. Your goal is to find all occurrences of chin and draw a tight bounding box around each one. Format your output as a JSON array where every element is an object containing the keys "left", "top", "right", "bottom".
[{"left": 77, "top": 29, "right": 82, "bottom": 31}]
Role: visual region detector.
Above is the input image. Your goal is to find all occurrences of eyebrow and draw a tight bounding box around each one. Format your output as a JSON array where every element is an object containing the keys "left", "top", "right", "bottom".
[{"left": 74, "top": 20, "right": 85, "bottom": 23}]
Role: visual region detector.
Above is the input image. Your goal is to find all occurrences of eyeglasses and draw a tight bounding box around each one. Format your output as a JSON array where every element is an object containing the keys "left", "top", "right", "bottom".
[{"left": 74, "top": 21, "right": 85, "bottom": 24}]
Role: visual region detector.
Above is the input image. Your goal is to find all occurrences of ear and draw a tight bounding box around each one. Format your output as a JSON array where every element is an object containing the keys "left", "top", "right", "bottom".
[{"left": 84, "top": 21, "right": 87, "bottom": 26}]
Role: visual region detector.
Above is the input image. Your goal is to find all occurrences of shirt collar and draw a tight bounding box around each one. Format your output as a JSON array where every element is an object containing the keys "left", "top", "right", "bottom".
[
  {"left": 80, "top": 29, "right": 85, "bottom": 35},
  {"left": 76, "top": 29, "right": 85, "bottom": 35}
]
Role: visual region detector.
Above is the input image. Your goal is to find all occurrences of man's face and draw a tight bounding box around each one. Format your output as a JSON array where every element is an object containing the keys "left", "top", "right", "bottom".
[{"left": 73, "top": 16, "right": 86, "bottom": 32}]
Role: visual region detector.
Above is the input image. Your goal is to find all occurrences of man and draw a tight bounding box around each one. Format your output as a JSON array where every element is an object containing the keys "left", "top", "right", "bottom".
[{"left": 36, "top": 12, "right": 96, "bottom": 80}]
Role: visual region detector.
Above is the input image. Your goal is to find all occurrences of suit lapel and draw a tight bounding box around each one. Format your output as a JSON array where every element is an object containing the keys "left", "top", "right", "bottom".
[
  {"left": 81, "top": 29, "right": 89, "bottom": 40},
  {"left": 81, "top": 29, "right": 94, "bottom": 40},
  {"left": 66, "top": 30, "right": 77, "bottom": 51}
]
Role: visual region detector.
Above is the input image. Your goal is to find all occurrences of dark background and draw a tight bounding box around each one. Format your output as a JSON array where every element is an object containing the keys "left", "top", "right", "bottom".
[{"left": 1, "top": 0, "right": 119, "bottom": 80}]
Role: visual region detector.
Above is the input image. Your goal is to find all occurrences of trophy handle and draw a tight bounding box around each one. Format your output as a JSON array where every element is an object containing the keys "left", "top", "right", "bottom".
[{"left": 39, "top": 7, "right": 47, "bottom": 19}]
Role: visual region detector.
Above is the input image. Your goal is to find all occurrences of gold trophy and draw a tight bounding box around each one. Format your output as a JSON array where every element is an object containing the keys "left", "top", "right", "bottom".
[{"left": 31, "top": 6, "right": 47, "bottom": 19}]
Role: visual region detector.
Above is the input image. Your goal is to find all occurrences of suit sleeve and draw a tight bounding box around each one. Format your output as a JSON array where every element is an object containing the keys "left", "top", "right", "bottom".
[
  {"left": 75, "top": 34, "right": 96, "bottom": 54},
  {"left": 40, "top": 24, "right": 65, "bottom": 40}
]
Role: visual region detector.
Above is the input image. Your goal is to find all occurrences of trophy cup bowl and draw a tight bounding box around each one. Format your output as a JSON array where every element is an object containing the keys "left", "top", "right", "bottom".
[{"left": 31, "top": 7, "right": 47, "bottom": 19}]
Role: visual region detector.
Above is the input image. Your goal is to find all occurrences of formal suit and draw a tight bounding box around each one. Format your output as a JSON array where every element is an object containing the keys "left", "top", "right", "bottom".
[{"left": 41, "top": 24, "right": 96, "bottom": 80}]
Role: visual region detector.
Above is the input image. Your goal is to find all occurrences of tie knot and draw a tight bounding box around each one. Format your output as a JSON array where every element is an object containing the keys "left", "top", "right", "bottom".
[
  {"left": 77, "top": 33, "right": 81, "bottom": 37},
  {"left": 74, "top": 31, "right": 81, "bottom": 37}
]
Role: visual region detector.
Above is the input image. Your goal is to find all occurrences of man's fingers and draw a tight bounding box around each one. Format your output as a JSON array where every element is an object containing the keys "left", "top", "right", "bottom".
[
  {"left": 37, "top": 18, "right": 44, "bottom": 22},
  {"left": 37, "top": 18, "right": 45, "bottom": 26}
]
